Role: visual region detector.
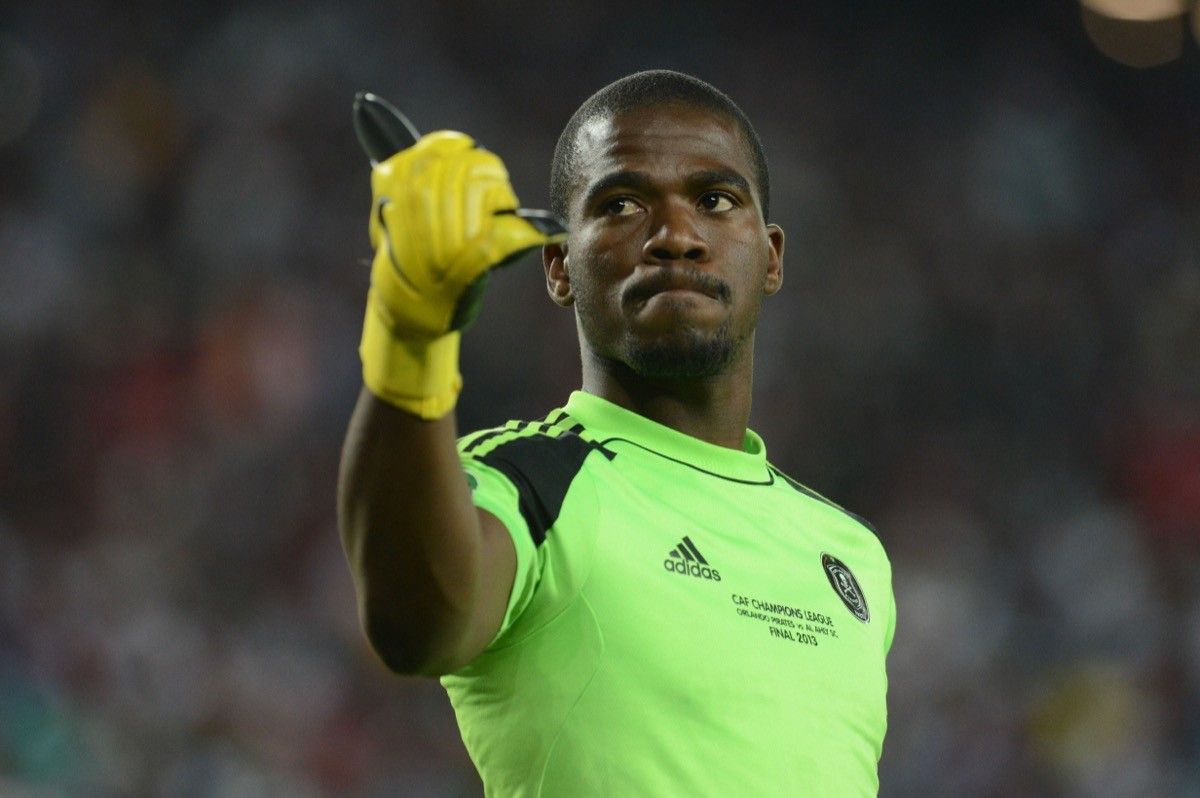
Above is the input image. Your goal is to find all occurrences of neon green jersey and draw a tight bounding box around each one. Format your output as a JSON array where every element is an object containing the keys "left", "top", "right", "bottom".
[{"left": 442, "top": 391, "right": 895, "bottom": 797}]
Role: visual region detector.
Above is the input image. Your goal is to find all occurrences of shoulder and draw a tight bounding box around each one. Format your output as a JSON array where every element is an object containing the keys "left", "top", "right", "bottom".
[
  {"left": 767, "top": 464, "right": 893, "bottom": 624},
  {"left": 459, "top": 409, "right": 613, "bottom": 544},
  {"left": 767, "top": 463, "right": 882, "bottom": 540},
  {"left": 459, "top": 408, "right": 613, "bottom": 468}
]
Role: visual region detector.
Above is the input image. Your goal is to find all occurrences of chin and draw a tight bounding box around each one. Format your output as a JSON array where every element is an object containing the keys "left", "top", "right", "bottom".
[{"left": 624, "top": 327, "right": 735, "bottom": 379}]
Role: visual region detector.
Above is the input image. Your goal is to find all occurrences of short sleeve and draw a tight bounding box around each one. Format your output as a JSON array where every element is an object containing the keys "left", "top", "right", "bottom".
[
  {"left": 456, "top": 423, "right": 605, "bottom": 656},
  {"left": 461, "top": 456, "right": 541, "bottom": 647}
]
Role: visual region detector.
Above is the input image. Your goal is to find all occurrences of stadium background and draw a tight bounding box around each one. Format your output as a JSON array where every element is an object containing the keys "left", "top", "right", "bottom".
[{"left": 2, "top": 1, "right": 1199, "bottom": 795}]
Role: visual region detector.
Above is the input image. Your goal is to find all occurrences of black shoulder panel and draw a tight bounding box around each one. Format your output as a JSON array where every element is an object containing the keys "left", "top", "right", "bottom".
[{"left": 478, "top": 431, "right": 606, "bottom": 545}]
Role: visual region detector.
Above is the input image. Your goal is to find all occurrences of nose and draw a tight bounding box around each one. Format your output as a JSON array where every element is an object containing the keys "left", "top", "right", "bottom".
[{"left": 642, "top": 201, "right": 709, "bottom": 263}]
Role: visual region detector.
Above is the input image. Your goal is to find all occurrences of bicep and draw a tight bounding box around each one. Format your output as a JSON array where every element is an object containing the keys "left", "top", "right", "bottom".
[{"left": 446, "top": 506, "right": 518, "bottom": 670}]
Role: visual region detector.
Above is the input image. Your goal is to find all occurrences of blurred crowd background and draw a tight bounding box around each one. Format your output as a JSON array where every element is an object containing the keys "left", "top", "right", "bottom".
[{"left": 1, "top": 1, "right": 1198, "bottom": 796}]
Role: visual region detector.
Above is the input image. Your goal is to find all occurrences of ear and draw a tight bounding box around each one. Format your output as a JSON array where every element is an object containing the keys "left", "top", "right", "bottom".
[
  {"left": 763, "top": 223, "right": 784, "bottom": 296},
  {"left": 544, "top": 241, "right": 574, "bottom": 306}
]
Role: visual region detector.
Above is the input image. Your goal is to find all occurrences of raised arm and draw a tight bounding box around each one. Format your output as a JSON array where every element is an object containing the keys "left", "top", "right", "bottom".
[
  {"left": 337, "top": 127, "right": 564, "bottom": 676},
  {"left": 339, "top": 389, "right": 519, "bottom": 675}
]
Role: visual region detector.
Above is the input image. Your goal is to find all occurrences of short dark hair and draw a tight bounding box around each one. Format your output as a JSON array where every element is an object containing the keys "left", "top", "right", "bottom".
[{"left": 550, "top": 70, "right": 770, "bottom": 222}]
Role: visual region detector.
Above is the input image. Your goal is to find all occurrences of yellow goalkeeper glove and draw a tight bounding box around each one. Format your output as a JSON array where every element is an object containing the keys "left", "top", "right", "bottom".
[{"left": 358, "top": 108, "right": 565, "bottom": 419}]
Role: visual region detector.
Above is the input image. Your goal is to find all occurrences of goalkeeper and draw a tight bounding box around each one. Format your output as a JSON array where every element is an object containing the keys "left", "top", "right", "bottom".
[{"left": 338, "top": 70, "right": 895, "bottom": 796}]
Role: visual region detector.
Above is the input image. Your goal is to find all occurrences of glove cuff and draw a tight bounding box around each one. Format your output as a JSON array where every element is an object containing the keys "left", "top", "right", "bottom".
[{"left": 360, "top": 289, "right": 463, "bottom": 419}]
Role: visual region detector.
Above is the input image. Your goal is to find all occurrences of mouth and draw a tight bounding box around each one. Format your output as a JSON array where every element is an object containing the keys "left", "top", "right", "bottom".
[{"left": 623, "top": 269, "right": 731, "bottom": 309}]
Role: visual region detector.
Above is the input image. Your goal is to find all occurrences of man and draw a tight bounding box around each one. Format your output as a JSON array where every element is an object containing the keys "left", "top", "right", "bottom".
[{"left": 339, "top": 69, "right": 895, "bottom": 796}]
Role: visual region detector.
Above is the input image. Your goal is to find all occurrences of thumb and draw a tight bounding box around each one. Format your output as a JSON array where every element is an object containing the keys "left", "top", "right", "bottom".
[
  {"left": 444, "top": 213, "right": 565, "bottom": 332},
  {"left": 451, "top": 211, "right": 564, "bottom": 280}
]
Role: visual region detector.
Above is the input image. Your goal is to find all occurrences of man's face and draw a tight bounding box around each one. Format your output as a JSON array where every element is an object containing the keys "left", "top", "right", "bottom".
[{"left": 544, "top": 104, "right": 784, "bottom": 379}]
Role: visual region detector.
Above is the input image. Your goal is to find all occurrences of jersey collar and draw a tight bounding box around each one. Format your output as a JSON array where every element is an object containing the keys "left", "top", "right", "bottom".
[{"left": 564, "top": 391, "right": 770, "bottom": 484}]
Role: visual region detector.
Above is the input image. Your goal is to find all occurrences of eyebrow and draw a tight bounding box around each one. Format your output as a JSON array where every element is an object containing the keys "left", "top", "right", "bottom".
[
  {"left": 580, "top": 168, "right": 754, "bottom": 211},
  {"left": 685, "top": 169, "right": 753, "bottom": 198},
  {"left": 581, "top": 170, "right": 654, "bottom": 210}
]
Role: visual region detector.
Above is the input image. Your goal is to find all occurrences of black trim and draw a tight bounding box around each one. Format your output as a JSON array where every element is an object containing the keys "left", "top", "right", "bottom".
[
  {"left": 769, "top": 465, "right": 879, "bottom": 535},
  {"left": 479, "top": 430, "right": 604, "bottom": 545},
  {"left": 461, "top": 426, "right": 515, "bottom": 454},
  {"left": 598, "top": 436, "right": 776, "bottom": 485},
  {"left": 462, "top": 409, "right": 569, "bottom": 455}
]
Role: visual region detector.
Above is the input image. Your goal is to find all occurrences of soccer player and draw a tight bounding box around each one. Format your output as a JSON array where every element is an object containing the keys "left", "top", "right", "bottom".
[{"left": 338, "top": 70, "right": 895, "bottom": 795}]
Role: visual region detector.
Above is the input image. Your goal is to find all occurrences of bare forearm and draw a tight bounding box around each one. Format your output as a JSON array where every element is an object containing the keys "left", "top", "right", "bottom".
[{"left": 337, "top": 387, "right": 482, "bottom": 674}]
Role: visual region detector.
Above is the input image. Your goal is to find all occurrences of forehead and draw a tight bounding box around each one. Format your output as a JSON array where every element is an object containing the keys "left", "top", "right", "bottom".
[{"left": 571, "top": 105, "right": 756, "bottom": 201}]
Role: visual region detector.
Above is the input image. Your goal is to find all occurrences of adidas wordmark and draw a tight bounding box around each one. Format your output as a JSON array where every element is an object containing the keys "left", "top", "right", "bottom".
[{"left": 663, "top": 536, "right": 721, "bottom": 581}]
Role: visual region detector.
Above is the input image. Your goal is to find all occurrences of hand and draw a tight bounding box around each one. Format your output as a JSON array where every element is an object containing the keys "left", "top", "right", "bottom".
[
  {"left": 367, "top": 130, "right": 563, "bottom": 339},
  {"left": 353, "top": 92, "right": 566, "bottom": 419}
]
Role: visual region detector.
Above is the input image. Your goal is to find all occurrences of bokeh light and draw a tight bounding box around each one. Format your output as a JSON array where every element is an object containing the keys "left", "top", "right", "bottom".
[
  {"left": 1081, "top": 0, "right": 1188, "bottom": 20},
  {"left": 1081, "top": 4, "right": 1187, "bottom": 67}
]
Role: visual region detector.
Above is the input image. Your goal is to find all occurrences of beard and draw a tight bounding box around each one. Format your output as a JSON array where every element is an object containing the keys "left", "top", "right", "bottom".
[
  {"left": 621, "top": 318, "right": 737, "bottom": 378},
  {"left": 571, "top": 267, "right": 753, "bottom": 380}
]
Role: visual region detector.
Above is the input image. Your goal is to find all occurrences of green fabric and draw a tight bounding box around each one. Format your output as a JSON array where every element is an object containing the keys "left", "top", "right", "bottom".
[{"left": 443, "top": 391, "right": 894, "bottom": 797}]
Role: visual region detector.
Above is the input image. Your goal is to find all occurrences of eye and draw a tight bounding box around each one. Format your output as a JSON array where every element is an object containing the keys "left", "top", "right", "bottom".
[
  {"left": 602, "top": 197, "right": 644, "bottom": 217},
  {"left": 698, "top": 192, "right": 736, "bottom": 212}
]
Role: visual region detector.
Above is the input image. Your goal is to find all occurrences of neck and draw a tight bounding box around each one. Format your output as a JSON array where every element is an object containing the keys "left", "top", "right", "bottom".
[{"left": 579, "top": 339, "right": 755, "bottom": 450}]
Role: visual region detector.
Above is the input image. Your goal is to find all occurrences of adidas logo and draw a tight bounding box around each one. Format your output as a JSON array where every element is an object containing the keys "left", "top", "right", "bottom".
[{"left": 663, "top": 536, "right": 721, "bottom": 581}]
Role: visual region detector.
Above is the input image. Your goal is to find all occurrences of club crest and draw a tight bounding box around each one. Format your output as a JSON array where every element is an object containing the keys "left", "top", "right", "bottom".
[{"left": 822, "top": 553, "right": 869, "bottom": 623}]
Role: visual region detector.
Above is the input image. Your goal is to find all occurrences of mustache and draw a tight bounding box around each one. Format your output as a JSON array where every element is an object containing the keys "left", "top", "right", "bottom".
[{"left": 623, "top": 268, "right": 732, "bottom": 306}]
